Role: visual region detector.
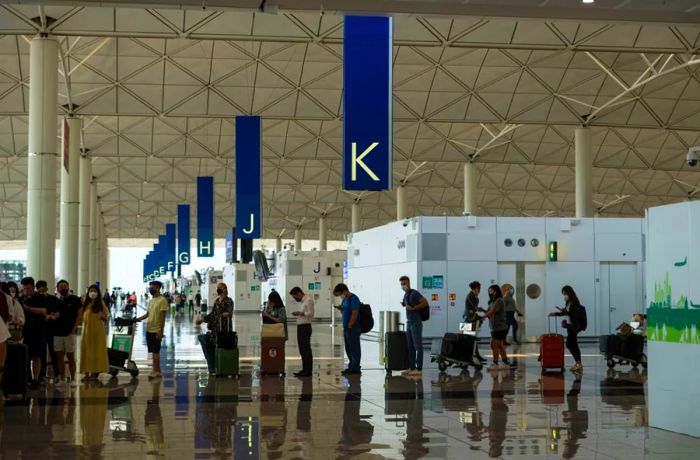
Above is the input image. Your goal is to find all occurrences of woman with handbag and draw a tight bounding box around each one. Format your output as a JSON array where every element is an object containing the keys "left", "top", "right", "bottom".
[
  {"left": 548, "top": 285, "right": 585, "bottom": 373},
  {"left": 196, "top": 282, "right": 234, "bottom": 374},
  {"left": 262, "top": 291, "right": 288, "bottom": 340}
]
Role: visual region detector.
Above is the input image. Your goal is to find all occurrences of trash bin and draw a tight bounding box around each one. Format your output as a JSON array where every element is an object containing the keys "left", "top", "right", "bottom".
[{"left": 379, "top": 310, "right": 400, "bottom": 338}]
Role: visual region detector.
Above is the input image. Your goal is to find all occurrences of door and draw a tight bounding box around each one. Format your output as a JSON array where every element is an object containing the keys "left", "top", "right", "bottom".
[
  {"left": 600, "top": 262, "right": 639, "bottom": 334},
  {"left": 498, "top": 262, "right": 546, "bottom": 338}
]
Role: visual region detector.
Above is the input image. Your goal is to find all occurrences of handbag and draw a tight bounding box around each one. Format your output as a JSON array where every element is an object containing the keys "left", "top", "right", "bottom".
[{"left": 261, "top": 323, "right": 285, "bottom": 338}]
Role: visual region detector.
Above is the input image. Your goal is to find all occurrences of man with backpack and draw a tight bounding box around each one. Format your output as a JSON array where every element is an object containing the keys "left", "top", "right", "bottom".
[
  {"left": 333, "top": 283, "right": 362, "bottom": 375},
  {"left": 399, "top": 276, "right": 429, "bottom": 376}
]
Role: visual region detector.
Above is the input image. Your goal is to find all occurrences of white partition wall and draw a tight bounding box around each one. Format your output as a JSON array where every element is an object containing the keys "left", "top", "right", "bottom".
[
  {"left": 646, "top": 201, "right": 700, "bottom": 438},
  {"left": 348, "top": 215, "right": 645, "bottom": 338}
]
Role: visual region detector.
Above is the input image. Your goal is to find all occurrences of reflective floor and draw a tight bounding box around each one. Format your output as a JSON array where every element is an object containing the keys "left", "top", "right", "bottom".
[{"left": 2, "top": 306, "right": 699, "bottom": 459}]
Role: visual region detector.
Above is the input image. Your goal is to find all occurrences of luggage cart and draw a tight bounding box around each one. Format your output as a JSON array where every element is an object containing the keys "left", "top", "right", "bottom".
[
  {"left": 108, "top": 317, "right": 139, "bottom": 377},
  {"left": 599, "top": 333, "right": 647, "bottom": 370}
]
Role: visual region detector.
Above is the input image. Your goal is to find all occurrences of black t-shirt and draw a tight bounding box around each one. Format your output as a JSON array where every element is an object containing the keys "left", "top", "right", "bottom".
[
  {"left": 22, "top": 293, "right": 52, "bottom": 334},
  {"left": 50, "top": 295, "right": 82, "bottom": 336}
]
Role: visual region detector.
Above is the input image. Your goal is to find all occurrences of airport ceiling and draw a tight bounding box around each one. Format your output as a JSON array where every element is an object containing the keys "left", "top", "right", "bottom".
[{"left": 1, "top": 1, "right": 700, "bottom": 241}]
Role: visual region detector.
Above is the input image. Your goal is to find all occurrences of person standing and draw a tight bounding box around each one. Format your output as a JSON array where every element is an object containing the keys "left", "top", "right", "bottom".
[
  {"left": 480, "top": 285, "right": 510, "bottom": 370},
  {"left": 290, "top": 287, "right": 314, "bottom": 378},
  {"left": 548, "top": 285, "right": 586, "bottom": 373},
  {"left": 52, "top": 280, "right": 83, "bottom": 388},
  {"left": 501, "top": 285, "right": 521, "bottom": 345},
  {"left": 196, "top": 282, "right": 234, "bottom": 374},
  {"left": 20, "top": 277, "right": 53, "bottom": 386},
  {"left": 195, "top": 291, "right": 202, "bottom": 311},
  {"left": 1, "top": 282, "right": 24, "bottom": 339},
  {"left": 263, "top": 291, "right": 288, "bottom": 340},
  {"left": 464, "top": 281, "right": 487, "bottom": 364},
  {"left": 333, "top": 283, "right": 362, "bottom": 375},
  {"left": 0, "top": 289, "right": 12, "bottom": 389},
  {"left": 79, "top": 285, "right": 110, "bottom": 382},
  {"left": 136, "top": 281, "right": 169, "bottom": 379},
  {"left": 399, "top": 276, "right": 428, "bottom": 376}
]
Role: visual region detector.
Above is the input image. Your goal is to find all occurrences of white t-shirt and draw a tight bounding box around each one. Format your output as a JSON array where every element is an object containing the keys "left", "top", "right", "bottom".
[{"left": 295, "top": 294, "right": 315, "bottom": 325}]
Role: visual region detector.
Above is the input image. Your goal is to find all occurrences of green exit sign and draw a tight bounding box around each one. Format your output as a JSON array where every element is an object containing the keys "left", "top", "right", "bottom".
[{"left": 548, "top": 241, "right": 558, "bottom": 261}]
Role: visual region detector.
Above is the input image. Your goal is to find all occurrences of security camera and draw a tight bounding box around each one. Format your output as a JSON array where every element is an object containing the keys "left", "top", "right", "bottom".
[
  {"left": 402, "top": 219, "right": 409, "bottom": 227},
  {"left": 688, "top": 146, "right": 700, "bottom": 167}
]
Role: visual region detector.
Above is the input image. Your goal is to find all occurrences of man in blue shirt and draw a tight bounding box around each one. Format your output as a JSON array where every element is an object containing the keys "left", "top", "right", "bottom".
[
  {"left": 400, "top": 276, "right": 429, "bottom": 376},
  {"left": 333, "top": 283, "right": 362, "bottom": 375}
]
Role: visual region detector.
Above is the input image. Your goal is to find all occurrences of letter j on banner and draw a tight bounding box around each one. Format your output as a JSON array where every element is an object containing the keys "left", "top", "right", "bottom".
[
  {"left": 197, "top": 176, "right": 214, "bottom": 257},
  {"left": 235, "top": 116, "right": 262, "bottom": 239},
  {"left": 343, "top": 16, "right": 393, "bottom": 191}
]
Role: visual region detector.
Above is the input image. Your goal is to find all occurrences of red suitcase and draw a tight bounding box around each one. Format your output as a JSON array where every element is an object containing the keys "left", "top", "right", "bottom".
[
  {"left": 540, "top": 319, "right": 565, "bottom": 372},
  {"left": 261, "top": 337, "right": 286, "bottom": 376},
  {"left": 540, "top": 372, "right": 565, "bottom": 405}
]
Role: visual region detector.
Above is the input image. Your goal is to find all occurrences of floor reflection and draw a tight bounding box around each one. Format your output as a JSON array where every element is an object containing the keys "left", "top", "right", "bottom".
[{"left": 0, "top": 310, "right": 697, "bottom": 459}]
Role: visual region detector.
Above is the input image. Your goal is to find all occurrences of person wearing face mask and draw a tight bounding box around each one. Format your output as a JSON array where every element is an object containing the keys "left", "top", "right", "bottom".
[
  {"left": 136, "top": 281, "right": 169, "bottom": 379},
  {"left": 289, "top": 286, "right": 315, "bottom": 378},
  {"left": 0, "top": 282, "right": 24, "bottom": 338},
  {"left": 501, "top": 284, "right": 522, "bottom": 346},
  {"left": 399, "top": 276, "right": 428, "bottom": 376},
  {"left": 548, "top": 286, "right": 586, "bottom": 373},
  {"left": 479, "top": 285, "right": 510, "bottom": 371},
  {"left": 196, "top": 283, "right": 234, "bottom": 374},
  {"left": 20, "top": 277, "right": 54, "bottom": 387},
  {"left": 51, "top": 280, "right": 83, "bottom": 388},
  {"left": 79, "top": 284, "right": 110, "bottom": 382},
  {"left": 465, "top": 282, "right": 487, "bottom": 365},
  {"left": 333, "top": 283, "right": 362, "bottom": 375}
]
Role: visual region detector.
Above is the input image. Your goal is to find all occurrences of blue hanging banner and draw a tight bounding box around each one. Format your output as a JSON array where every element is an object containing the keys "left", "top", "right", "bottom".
[
  {"left": 235, "top": 116, "right": 262, "bottom": 239},
  {"left": 197, "top": 176, "right": 214, "bottom": 257},
  {"left": 165, "top": 224, "right": 176, "bottom": 273},
  {"left": 177, "top": 204, "right": 191, "bottom": 265},
  {"left": 158, "top": 235, "right": 167, "bottom": 275},
  {"left": 343, "top": 15, "right": 393, "bottom": 191}
]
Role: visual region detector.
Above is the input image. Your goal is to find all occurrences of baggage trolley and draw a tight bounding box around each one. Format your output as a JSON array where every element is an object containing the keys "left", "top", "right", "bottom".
[
  {"left": 431, "top": 323, "right": 483, "bottom": 373},
  {"left": 108, "top": 317, "right": 139, "bottom": 377},
  {"left": 600, "top": 333, "right": 647, "bottom": 370}
]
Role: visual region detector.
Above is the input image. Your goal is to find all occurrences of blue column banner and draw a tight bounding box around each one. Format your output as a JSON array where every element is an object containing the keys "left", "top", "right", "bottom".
[
  {"left": 152, "top": 244, "right": 161, "bottom": 279},
  {"left": 197, "top": 176, "right": 214, "bottom": 257},
  {"left": 343, "top": 15, "right": 393, "bottom": 191},
  {"left": 165, "top": 223, "right": 176, "bottom": 273},
  {"left": 143, "top": 258, "right": 147, "bottom": 282},
  {"left": 177, "top": 204, "right": 191, "bottom": 265},
  {"left": 235, "top": 116, "right": 262, "bottom": 239},
  {"left": 225, "top": 229, "right": 234, "bottom": 263},
  {"left": 158, "top": 235, "right": 167, "bottom": 275}
]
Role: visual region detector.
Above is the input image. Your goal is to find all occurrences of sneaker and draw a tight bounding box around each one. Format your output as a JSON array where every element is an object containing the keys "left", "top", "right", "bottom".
[
  {"left": 54, "top": 379, "right": 66, "bottom": 389},
  {"left": 570, "top": 363, "right": 583, "bottom": 372},
  {"left": 410, "top": 369, "right": 423, "bottom": 376}
]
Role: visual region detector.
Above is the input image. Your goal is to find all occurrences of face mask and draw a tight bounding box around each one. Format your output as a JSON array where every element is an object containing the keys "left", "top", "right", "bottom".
[
  {"left": 149, "top": 288, "right": 157, "bottom": 296},
  {"left": 401, "top": 285, "right": 409, "bottom": 292},
  {"left": 89, "top": 291, "right": 98, "bottom": 300},
  {"left": 216, "top": 288, "right": 223, "bottom": 295},
  {"left": 563, "top": 295, "right": 569, "bottom": 302},
  {"left": 510, "top": 288, "right": 514, "bottom": 296},
  {"left": 58, "top": 288, "right": 69, "bottom": 297}
]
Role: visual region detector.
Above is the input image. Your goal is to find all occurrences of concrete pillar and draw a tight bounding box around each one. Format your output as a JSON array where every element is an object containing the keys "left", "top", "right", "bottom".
[
  {"left": 95, "top": 215, "right": 103, "bottom": 285},
  {"left": 463, "top": 162, "right": 478, "bottom": 216},
  {"left": 319, "top": 216, "right": 327, "bottom": 251},
  {"left": 275, "top": 237, "right": 282, "bottom": 252},
  {"left": 59, "top": 117, "right": 81, "bottom": 285},
  {"left": 575, "top": 127, "right": 593, "bottom": 218},
  {"left": 88, "top": 181, "right": 97, "bottom": 285},
  {"left": 77, "top": 156, "right": 91, "bottom": 294},
  {"left": 396, "top": 185, "right": 407, "bottom": 221},
  {"left": 351, "top": 202, "right": 360, "bottom": 233},
  {"left": 26, "top": 37, "right": 59, "bottom": 283},
  {"left": 294, "top": 227, "right": 302, "bottom": 251}
]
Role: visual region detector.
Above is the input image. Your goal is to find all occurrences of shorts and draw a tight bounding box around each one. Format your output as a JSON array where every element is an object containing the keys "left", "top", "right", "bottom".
[
  {"left": 54, "top": 334, "right": 77, "bottom": 353},
  {"left": 491, "top": 329, "right": 508, "bottom": 341},
  {"left": 24, "top": 332, "right": 46, "bottom": 358},
  {"left": 146, "top": 332, "right": 162, "bottom": 353}
]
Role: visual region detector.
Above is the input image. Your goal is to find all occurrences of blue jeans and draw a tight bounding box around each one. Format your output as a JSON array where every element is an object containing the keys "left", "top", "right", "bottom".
[
  {"left": 406, "top": 320, "right": 423, "bottom": 370},
  {"left": 343, "top": 326, "right": 362, "bottom": 372}
]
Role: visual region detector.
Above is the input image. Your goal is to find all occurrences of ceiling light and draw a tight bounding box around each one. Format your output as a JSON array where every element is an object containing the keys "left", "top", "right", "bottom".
[{"left": 582, "top": 0, "right": 594, "bottom": 3}]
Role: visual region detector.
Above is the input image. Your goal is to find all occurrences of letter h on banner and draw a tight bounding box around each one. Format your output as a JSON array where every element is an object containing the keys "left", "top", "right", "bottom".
[
  {"left": 343, "top": 16, "right": 393, "bottom": 191},
  {"left": 197, "top": 176, "right": 214, "bottom": 257},
  {"left": 235, "top": 116, "right": 262, "bottom": 239}
]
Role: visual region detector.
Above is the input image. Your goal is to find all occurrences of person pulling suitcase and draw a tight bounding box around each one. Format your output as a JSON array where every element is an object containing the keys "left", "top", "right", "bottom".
[{"left": 196, "top": 283, "right": 234, "bottom": 374}]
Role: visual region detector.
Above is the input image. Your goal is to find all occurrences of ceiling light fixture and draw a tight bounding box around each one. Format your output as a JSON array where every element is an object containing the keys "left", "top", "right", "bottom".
[{"left": 582, "top": 0, "right": 594, "bottom": 3}]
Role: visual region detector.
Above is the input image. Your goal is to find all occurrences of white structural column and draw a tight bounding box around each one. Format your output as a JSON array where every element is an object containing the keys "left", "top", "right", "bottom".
[
  {"left": 575, "top": 127, "right": 594, "bottom": 218},
  {"left": 351, "top": 202, "right": 360, "bottom": 233},
  {"left": 26, "top": 37, "right": 59, "bottom": 282},
  {"left": 319, "top": 216, "right": 327, "bottom": 251},
  {"left": 396, "top": 185, "right": 407, "bottom": 220},
  {"left": 88, "top": 181, "right": 98, "bottom": 285},
  {"left": 95, "top": 217, "right": 103, "bottom": 285},
  {"left": 77, "top": 157, "right": 92, "bottom": 294},
  {"left": 275, "top": 237, "right": 282, "bottom": 253},
  {"left": 59, "top": 117, "right": 82, "bottom": 285},
  {"left": 294, "top": 228, "right": 302, "bottom": 251},
  {"left": 463, "top": 162, "right": 478, "bottom": 215}
]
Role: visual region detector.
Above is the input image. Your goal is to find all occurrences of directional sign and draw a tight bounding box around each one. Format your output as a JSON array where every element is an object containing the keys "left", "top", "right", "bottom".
[
  {"left": 235, "top": 116, "right": 262, "bottom": 239},
  {"left": 177, "top": 204, "right": 191, "bottom": 265},
  {"left": 197, "top": 176, "right": 214, "bottom": 257}
]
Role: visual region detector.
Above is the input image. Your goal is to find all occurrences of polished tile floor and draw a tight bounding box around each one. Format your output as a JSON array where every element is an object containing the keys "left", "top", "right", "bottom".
[{"left": 1, "top": 306, "right": 698, "bottom": 459}]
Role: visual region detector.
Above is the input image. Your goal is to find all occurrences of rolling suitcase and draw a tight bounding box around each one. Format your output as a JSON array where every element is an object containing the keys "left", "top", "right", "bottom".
[
  {"left": 442, "top": 333, "right": 462, "bottom": 360},
  {"left": 540, "top": 319, "right": 565, "bottom": 372},
  {"left": 3, "top": 342, "right": 29, "bottom": 400},
  {"left": 261, "top": 337, "right": 286, "bottom": 376},
  {"left": 216, "top": 347, "right": 240, "bottom": 377},
  {"left": 385, "top": 330, "right": 410, "bottom": 373}
]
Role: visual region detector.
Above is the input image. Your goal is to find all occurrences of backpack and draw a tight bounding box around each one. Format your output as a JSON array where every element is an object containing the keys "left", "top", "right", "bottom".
[
  {"left": 419, "top": 304, "right": 430, "bottom": 321},
  {"left": 575, "top": 305, "right": 588, "bottom": 332},
  {"left": 359, "top": 303, "right": 374, "bottom": 333}
]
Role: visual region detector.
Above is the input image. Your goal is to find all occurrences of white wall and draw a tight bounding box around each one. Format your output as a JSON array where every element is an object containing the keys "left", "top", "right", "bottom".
[{"left": 646, "top": 201, "right": 700, "bottom": 438}]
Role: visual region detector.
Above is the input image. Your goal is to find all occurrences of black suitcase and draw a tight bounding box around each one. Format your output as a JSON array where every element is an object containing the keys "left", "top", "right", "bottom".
[
  {"left": 442, "top": 333, "right": 476, "bottom": 363},
  {"left": 3, "top": 342, "right": 28, "bottom": 400},
  {"left": 384, "top": 375, "right": 419, "bottom": 415},
  {"left": 600, "top": 334, "right": 622, "bottom": 357},
  {"left": 385, "top": 331, "right": 410, "bottom": 372},
  {"left": 620, "top": 334, "right": 645, "bottom": 361}
]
